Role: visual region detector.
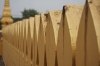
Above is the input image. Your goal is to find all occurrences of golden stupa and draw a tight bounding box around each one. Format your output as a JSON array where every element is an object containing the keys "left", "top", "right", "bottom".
[{"left": 1, "top": 0, "right": 13, "bottom": 27}]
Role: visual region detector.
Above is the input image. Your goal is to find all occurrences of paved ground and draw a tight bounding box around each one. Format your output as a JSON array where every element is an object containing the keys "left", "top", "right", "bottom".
[{"left": 0, "top": 56, "right": 5, "bottom": 66}]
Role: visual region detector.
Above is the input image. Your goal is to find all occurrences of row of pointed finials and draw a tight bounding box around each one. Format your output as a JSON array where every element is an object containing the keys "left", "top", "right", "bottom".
[{"left": 2, "top": 1, "right": 100, "bottom": 66}]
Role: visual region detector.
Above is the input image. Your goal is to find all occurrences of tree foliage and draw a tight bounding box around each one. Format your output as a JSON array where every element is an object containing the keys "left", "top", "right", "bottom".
[
  {"left": 13, "top": 18, "right": 22, "bottom": 23},
  {"left": 22, "top": 9, "right": 39, "bottom": 19},
  {"left": 0, "top": 21, "right": 2, "bottom": 30}
]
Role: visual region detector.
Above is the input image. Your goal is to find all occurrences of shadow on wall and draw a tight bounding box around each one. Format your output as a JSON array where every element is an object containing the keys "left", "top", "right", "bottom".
[
  {"left": 0, "top": 56, "right": 5, "bottom": 66},
  {"left": 0, "top": 31, "right": 2, "bottom": 56}
]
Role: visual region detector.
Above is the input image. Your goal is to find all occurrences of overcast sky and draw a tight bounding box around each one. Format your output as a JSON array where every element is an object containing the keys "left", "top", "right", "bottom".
[{"left": 0, "top": 0, "right": 85, "bottom": 18}]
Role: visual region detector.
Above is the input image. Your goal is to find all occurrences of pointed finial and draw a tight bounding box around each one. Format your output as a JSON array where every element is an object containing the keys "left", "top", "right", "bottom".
[{"left": 5, "top": 0, "right": 10, "bottom": 7}]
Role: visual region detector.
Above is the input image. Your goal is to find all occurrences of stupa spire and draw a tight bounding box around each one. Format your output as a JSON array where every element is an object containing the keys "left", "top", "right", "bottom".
[{"left": 1, "top": 0, "right": 13, "bottom": 27}]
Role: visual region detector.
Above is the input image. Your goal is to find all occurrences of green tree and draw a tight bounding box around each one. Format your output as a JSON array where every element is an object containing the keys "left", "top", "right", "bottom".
[
  {"left": 0, "top": 18, "right": 2, "bottom": 30},
  {"left": 22, "top": 9, "right": 39, "bottom": 19},
  {"left": 0, "top": 22, "right": 2, "bottom": 30},
  {"left": 13, "top": 18, "right": 22, "bottom": 23}
]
